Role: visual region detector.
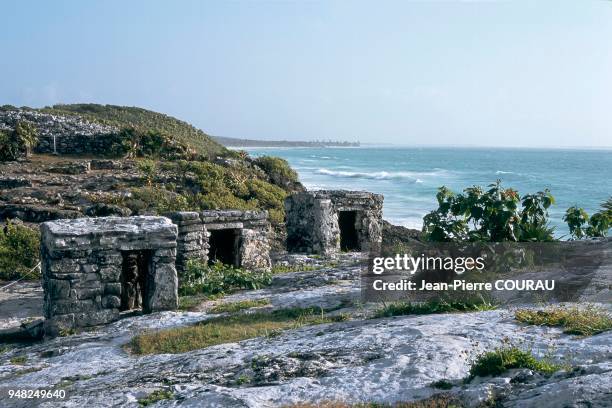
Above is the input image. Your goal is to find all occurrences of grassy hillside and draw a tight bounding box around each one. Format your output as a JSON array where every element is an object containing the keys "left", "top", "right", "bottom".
[{"left": 39, "top": 104, "right": 228, "bottom": 159}]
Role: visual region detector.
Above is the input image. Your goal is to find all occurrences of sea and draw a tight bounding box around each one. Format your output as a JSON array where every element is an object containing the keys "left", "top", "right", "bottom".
[{"left": 244, "top": 146, "right": 612, "bottom": 237}]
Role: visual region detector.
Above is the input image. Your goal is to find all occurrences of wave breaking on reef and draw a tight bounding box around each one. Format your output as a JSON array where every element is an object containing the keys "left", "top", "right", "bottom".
[{"left": 314, "top": 168, "right": 447, "bottom": 182}]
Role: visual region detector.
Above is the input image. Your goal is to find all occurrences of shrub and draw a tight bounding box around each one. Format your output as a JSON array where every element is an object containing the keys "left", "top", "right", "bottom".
[
  {"left": 0, "top": 221, "right": 40, "bottom": 280},
  {"left": 138, "top": 389, "right": 174, "bottom": 406},
  {"left": 253, "top": 155, "right": 300, "bottom": 190},
  {"left": 515, "top": 305, "right": 612, "bottom": 336},
  {"left": 422, "top": 181, "right": 556, "bottom": 242},
  {"left": 129, "top": 186, "right": 189, "bottom": 213},
  {"left": 564, "top": 199, "right": 611, "bottom": 239},
  {"left": 0, "top": 120, "right": 38, "bottom": 161},
  {"left": 373, "top": 297, "right": 496, "bottom": 318},
  {"left": 180, "top": 260, "right": 272, "bottom": 296},
  {"left": 468, "top": 346, "right": 560, "bottom": 379},
  {"left": 110, "top": 127, "right": 195, "bottom": 160}
]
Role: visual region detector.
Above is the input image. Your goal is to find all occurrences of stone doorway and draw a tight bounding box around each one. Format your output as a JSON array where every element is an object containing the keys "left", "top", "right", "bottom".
[
  {"left": 208, "top": 229, "right": 240, "bottom": 267},
  {"left": 120, "top": 250, "right": 152, "bottom": 312},
  {"left": 339, "top": 211, "right": 360, "bottom": 251}
]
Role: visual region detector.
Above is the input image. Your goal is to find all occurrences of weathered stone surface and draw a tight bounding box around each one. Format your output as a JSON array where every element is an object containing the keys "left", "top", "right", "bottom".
[
  {"left": 0, "top": 176, "right": 31, "bottom": 189},
  {"left": 46, "top": 161, "right": 91, "bottom": 175},
  {"left": 0, "top": 203, "right": 82, "bottom": 223},
  {"left": 286, "top": 190, "right": 384, "bottom": 255}
]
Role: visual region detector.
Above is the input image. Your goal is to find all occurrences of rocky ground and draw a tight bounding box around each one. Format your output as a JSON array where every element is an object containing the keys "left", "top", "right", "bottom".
[{"left": 0, "top": 254, "right": 610, "bottom": 408}]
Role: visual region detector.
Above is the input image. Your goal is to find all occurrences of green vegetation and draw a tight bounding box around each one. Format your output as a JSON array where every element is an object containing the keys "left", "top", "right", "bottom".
[
  {"left": 178, "top": 294, "right": 210, "bottom": 311},
  {"left": 180, "top": 260, "right": 272, "bottom": 296},
  {"left": 0, "top": 120, "right": 38, "bottom": 161},
  {"left": 284, "top": 395, "right": 462, "bottom": 408},
  {"left": 468, "top": 346, "right": 560, "bottom": 379},
  {"left": 10, "top": 355, "right": 28, "bottom": 365},
  {"left": 209, "top": 298, "right": 271, "bottom": 314},
  {"left": 13, "top": 104, "right": 298, "bottom": 228},
  {"left": 423, "top": 181, "right": 556, "bottom": 242},
  {"left": 373, "top": 297, "right": 496, "bottom": 318},
  {"left": 0, "top": 221, "right": 40, "bottom": 280},
  {"left": 40, "top": 104, "right": 227, "bottom": 158},
  {"left": 430, "top": 379, "right": 454, "bottom": 390},
  {"left": 253, "top": 155, "right": 300, "bottom": 190},
  {"left": 564, "top": 198, "right": 611, "bottom": 239},
  {"left": 138, "top": 389, "right": 174, "bottom": 406},
  {"left": 130, "top": 307, "right": 348, "bottom": 355},
  {"left": 423, "top": 182, "right": 610, "bottom": 241},
  {"left": 270, "top": 263, "right": 325, "bottom": 274},
  {"left": 109, "top": 127, "right": 196, "bottom": 160},
  {"left": 515, "top": 305, "right": 612, "bottom": 336}
]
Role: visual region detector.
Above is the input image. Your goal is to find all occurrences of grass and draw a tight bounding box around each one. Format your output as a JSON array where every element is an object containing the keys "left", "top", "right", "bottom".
[
  {"left": 178, "top": 294, "right": 212, "bottom": 311},
  {"left": 271, "top": 264, "right": 321, "bottom": 274},
  {"left": 373, "top": 297, "right": 496, "bottom": 318},
  {"left": 9, "top": 355, "right": 27, "bottom": 365},
  {"left": 138, "top": 389, "right": 174, "bottom": 406},
  {"left": 209, "top": 298, "right": 271, "bottom": 314},
  {"left": 515, "top": 305, "right": 612, "bottom": 336},
  {"left": 468, "top": 346, "right": 561, "bottom": 380},
  {"left": 129, "top": 307, "right": 349, "bottom": 355},
  {"left": 283, "top": 394, "right": 462, "bottom": 407}
]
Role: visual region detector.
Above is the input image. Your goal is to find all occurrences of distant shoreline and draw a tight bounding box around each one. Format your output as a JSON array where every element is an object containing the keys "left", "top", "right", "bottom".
[{"left": 212, "top": 135, "right": 359, "bottom": 148}]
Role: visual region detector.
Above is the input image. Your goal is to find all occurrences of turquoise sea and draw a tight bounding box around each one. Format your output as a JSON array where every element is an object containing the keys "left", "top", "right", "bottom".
[{"left": 246, "top": 146, "right": 612, "bottom": 237}]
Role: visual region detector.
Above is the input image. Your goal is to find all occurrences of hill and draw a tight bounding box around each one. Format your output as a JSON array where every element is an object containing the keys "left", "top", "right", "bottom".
[
  {"left": 0, "top": 104, "right": 304, "bottom": 252},
  {"left": 38, "top": 104, "right": 228, "bottom": 159}
]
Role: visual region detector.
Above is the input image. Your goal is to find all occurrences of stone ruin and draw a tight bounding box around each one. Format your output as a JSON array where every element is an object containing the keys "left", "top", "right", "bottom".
[
  {"left": 166, "top": 210, "right": 271, "bottom": 275},
  {"left": 40, "top": 216, "right": 179, "bottom": 335},
  {"left": 285, "top": 190, "right": 383, "bottom": 255}
]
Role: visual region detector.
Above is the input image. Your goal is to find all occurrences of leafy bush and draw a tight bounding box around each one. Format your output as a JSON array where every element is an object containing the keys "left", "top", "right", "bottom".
[
  {"left": 253, "top": 155, "right": 300, "bottom": 190},
  {"left": 180, "top": 260, "right": 272, "bottom": 296},
  {"left": 0, "top": 221, "right": 40, "bottom": 280},
  {"left": 423, "top": 181, "right": 556, "bottom": 242},
  {"left": 468, "top": 346, "right": 560, "bottom": 379},
  {"left": 0, "top": 120, "right": 38, "bottom": 161},
  {"left": 109, "top": 127, "right": 195, "bottom": 160},
  {"left": 564, "top": 198, "right": 611, "bottom": 239}
]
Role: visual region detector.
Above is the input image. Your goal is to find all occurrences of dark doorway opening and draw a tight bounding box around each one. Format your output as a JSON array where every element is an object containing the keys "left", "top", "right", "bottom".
[
  {"left": 120, "top": 250, "right": 151, "bottom": 312},
  {"left": 339, "top": 211, "right": 360, "bottom": 251},
  {"left": 208, "top": 229, "right": 240, "bottom": 267}
]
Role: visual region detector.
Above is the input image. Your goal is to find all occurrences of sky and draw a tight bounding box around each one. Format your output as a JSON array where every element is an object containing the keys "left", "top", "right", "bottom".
[{"left": 1, "top": 0, "right": 611, "bottom": 148}]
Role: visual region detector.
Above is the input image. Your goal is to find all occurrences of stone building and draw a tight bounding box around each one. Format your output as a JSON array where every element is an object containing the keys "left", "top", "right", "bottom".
[
  {"left": 165, "top": 210, "right": 272, "bottom": 277},
  {"left": 285, "top": 190, "right": 383, "bottom": 255},
  {"left": 40, "top": 216, "right": 178, "bottom": 336},
  {"left": 200, "top": 210, "right": 271, "bottom": 271}
]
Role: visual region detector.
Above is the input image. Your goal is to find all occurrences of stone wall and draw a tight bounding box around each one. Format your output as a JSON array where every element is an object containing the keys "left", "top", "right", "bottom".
[
  {"left": 40, "top": 216, "right": 178, "bottom": 336},
  {"left": 285, "top": 190, "right": 384, "bottom": 255},
  {"left": 0, "top": 109, "right": 119, "bottom": 156},
  {"left": 165, "top": 212, "right": 208, "bottom": 276}
]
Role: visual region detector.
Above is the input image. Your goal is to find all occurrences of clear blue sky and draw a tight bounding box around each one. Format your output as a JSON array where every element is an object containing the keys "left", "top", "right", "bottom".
[{"left": 2, "top": 0, "right": 611, "bottom": 147}]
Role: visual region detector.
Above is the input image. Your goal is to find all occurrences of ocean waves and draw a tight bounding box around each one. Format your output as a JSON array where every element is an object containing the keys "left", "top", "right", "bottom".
[{"left": 315, "top": 168, "right": 448, "bottom": 182}]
